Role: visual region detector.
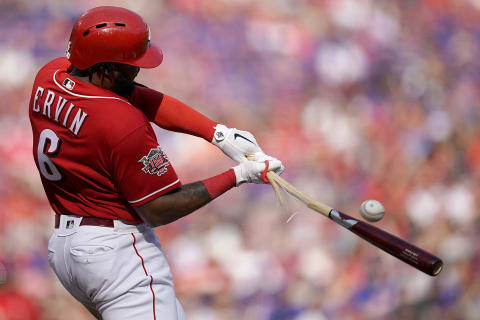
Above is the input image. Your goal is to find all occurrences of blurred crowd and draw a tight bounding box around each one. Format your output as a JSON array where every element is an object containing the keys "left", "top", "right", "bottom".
[{"left": 1, "top": 0, "right": 480, "bottom": 319}]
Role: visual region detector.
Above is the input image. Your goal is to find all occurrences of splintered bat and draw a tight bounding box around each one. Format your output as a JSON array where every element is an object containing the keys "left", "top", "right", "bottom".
[{"left": 264, "top": 171, "right": 443, "bottom": 277}]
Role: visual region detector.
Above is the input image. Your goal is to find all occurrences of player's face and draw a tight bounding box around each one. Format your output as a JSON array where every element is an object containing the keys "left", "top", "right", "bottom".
[{"left": 112, "top": 64, "right": 140, "bottom": 95}]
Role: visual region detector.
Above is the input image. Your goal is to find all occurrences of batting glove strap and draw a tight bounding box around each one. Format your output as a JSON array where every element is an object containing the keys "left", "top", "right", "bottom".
[
  {"left": 211, "top": 124, "right": 263, "bottom": 163},
  {"left": 232, "top": 158, "right": 282, "bottom": 186},
  {"left": 251, "top": 152, "right": 285, "bottom": 176},
  {"left": 260, "top": 160, "right": 270, "bottom": 183}
]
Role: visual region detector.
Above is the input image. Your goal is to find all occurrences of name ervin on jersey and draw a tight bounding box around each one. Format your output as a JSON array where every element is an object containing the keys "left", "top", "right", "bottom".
[{"left": 32, "top": 86, "right": 88, "bottom": 136}]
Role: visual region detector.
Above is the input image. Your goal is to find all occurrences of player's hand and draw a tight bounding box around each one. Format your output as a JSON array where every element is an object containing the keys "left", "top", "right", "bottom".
[
  {"left": 232, "top": 154, "right": 283, "bottom": 186},
  {"left": 211, "top": 124, "right": 263, "bottom": 163}
]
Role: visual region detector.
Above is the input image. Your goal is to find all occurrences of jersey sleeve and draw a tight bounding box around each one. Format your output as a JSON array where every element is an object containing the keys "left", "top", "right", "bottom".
[
  {"left": 110, "top": 124, "right": 181, "bottom": 206},
  {"left": 128, "top": 85, "right": 217, "bottom": 141}
]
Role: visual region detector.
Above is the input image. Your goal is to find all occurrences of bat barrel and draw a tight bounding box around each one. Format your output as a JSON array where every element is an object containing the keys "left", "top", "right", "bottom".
[
  {"left": 329, "top": 210, "right": 443, "bottom": 277},
  {"left": 264, "top": 171, "right": 443, "bottom": 276}
]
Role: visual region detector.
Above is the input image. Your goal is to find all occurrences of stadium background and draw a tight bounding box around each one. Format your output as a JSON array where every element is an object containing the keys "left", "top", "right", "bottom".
[{"left": 1, "top": 0, "right": 479, "bottom": 319}]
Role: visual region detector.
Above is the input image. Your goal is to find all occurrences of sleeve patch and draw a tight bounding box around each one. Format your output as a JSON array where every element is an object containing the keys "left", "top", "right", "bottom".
[{"left": 138, "top": 146, "right": 170, "bottom": 176}]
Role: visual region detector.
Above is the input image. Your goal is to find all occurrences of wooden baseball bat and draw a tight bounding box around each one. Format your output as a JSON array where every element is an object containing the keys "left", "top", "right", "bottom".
[{"left": 263, "top": 170, "right": 443, "bottom": 276}]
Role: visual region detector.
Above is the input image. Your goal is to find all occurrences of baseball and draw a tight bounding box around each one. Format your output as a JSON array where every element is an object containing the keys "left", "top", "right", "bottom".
[{"left": 360, "top": 200, "right": 385, "bottom": 222}]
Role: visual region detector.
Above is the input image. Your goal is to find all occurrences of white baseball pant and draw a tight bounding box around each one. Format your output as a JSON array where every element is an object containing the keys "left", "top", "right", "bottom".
[{"left": 47, "top": 214, "right": 186, "bottom": 320}]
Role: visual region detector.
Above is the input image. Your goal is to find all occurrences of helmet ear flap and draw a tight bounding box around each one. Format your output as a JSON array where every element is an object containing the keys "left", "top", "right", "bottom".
[{"left": 67, "top": 6, "right": 162, "bottom": 70}]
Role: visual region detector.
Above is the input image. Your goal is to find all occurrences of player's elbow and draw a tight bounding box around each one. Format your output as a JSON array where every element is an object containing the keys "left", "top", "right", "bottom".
[
  {"left": 133, "top": 194, "right": 190, "bottom": 227},
  {"left": 134, "top": 205, "right": 170, "bottom": 227},
  {"left": 133, "top": 183, "right": 209, "bottom": 227}
]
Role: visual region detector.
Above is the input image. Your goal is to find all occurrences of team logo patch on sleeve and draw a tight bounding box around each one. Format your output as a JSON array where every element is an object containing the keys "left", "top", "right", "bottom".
[{"left": 139, "top": 146, "right": 170, "bottom": 176}]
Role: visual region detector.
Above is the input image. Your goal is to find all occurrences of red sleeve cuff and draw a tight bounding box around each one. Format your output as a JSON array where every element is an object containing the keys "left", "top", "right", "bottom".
[{"left": 202, "top": 169, "right": 236, "bottom": 200}]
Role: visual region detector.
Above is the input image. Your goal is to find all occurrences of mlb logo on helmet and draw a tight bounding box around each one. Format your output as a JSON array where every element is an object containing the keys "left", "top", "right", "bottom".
[
  {"left": 63, "top": 78, "right": 76, "bottom": 90},
  {"left": 65, "top": 41, "right": 71, "bottom": 59}
]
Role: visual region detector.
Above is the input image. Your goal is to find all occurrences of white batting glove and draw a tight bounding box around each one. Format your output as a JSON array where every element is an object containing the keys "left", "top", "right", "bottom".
[
  {"left": 211, "top": 124, "right": 263, "bottom": 163},
  {"left": 232, "top": 155, "right": 283, "bottom": 186}
]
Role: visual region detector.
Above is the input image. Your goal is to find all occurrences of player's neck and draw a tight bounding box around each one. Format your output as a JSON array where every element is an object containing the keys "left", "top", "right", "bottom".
[
  {"left": 69, "top": 67, "right": 114, "bottom": 91},
  {"left": 69, "top": 71, "right": 90, "bottom": 85}
]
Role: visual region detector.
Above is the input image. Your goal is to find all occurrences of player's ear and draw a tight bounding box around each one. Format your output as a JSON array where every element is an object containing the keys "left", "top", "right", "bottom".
[{"left": 103, "top": 63, "right": 118, "bottom": 79}]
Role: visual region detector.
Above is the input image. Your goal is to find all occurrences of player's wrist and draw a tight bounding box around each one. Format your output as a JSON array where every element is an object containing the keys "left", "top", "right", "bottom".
[
  {"left": 211, "top": 124, "right": 231, "bottom": 146},
  {"left": 201, "top": 169, "right": 237, "bottom": 199},
  {"left": 211, "top": 124, "right": 264, "bottom": 163},
  {"left": 232, "top": 165, "right": 247, "bottom": 185}
]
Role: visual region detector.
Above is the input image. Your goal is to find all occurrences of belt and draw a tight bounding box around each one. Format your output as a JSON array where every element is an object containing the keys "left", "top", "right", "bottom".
[{"left": 54, "top": 214, "right": 114, "bottom": 228}]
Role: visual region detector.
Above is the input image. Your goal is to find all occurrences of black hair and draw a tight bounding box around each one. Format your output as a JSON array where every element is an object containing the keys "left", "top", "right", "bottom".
[
  {"left": 74, "top": 62, "right": 136, "bottom": 96},
  {"left": 74, "top": 62, "right": 118, "bottom": 83}
]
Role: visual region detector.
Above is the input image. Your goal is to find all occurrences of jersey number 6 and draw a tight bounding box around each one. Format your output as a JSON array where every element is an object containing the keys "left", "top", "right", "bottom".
[{"left": 37, "top": 129, "right": 63, "bottom": 181}]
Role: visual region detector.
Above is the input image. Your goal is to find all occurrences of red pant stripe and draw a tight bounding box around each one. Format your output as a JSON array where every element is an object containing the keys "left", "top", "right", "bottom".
[{"left": 131, "top": 233, "right": 156, "bottom": 320}]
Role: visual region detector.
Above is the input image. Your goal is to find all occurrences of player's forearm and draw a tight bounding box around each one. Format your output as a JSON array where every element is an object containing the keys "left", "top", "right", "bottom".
[
  {"left": 138, "top": 182, "right": 212, "bottom": 227},
  {"left": 154, "top": 95, "right": 217, "bottom": 141},
  {"left": 136, "top": 169, "right": 236, "bottom": 227}
]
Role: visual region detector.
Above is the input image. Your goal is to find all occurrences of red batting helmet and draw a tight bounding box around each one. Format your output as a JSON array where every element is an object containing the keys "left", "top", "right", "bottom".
[{"left": 67, "top": 6, "right": 163, "bottom": 70}]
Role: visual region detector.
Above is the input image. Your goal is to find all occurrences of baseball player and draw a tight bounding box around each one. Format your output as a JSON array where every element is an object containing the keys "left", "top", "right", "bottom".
[{"left": 29, "top": 6, "right": 283, "bottom": 320}]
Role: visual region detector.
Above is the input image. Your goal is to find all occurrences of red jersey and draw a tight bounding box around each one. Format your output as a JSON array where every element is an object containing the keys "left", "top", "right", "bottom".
[{"left": 29, "top": 58, "right": 181, "bottom": 222}]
